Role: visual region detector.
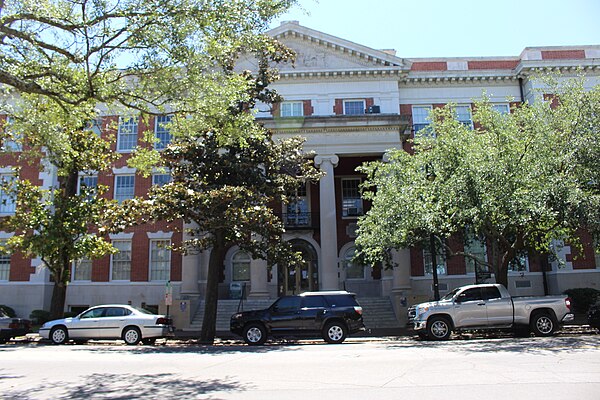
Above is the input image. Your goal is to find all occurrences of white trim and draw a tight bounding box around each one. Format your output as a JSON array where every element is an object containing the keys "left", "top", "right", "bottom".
[
  {"left": 0, "top": 167, "right": 17, "bottom": 174},
  {"left": 109, "top": 232, "right": 134, "bottom": 240},
  {"left": 146, "top": 231, "right": 173, "bottom": 240},
  {"left": 112, "top": 166, "right": 137, "bottom": 175}
]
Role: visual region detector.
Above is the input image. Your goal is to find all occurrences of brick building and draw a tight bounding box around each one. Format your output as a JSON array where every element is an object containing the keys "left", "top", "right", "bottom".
[{"left": 1, "top": 21, "right": 599, "bottom": 325}]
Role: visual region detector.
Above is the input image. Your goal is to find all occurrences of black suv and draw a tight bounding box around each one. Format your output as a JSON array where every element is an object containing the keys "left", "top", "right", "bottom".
[{"left": 230, "top": 291, "right": 365, "bottom": 345}]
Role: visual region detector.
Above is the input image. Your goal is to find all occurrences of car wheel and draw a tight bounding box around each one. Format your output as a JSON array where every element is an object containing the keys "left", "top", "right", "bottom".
[
  {"left": 427, "top": 316, "right": 451, "bottom": 341},
  {"left": 243, "top": 323, "right": 267, "bottom": 345},
  {"left": 122, "top": 326, "right": 142, "bottom": 345},
  {"left": 531, "top": 312, "right": 556, "bottom": 337},
  {"left": 50, "top": 326, "right": 69, "bottom": 345},
  {"left": 142, "top": 338, "right": 156, "bottom": 346},
  {"left": 323, "top": 321, "right": 347, "bottom": 344}
]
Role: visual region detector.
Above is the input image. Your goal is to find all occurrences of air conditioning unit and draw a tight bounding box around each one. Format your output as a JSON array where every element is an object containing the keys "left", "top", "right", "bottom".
[{"left": 367, "top": 105, "right": 381, "bottom": 114}]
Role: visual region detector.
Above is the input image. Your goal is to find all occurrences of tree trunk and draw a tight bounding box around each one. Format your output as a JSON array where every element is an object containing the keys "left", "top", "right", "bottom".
[
  {"left": 50, "top": 280, "right": 67, "bottom": 319},
  {"left": 488, "top": 238, "right": 510, "bottom": 289},
  {"left": 199, "top": 232, "right": 226, "bottom": 344}
]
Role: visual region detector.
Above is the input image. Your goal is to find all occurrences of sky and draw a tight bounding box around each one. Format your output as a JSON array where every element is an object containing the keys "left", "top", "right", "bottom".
[{"left": 272, "top": 0, "right": 600, "bottom": 58}]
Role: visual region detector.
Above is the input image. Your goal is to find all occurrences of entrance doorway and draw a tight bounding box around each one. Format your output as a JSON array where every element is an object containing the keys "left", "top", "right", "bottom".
[{"left": 280, "top": 240, "right": 319, "bottom": 295}]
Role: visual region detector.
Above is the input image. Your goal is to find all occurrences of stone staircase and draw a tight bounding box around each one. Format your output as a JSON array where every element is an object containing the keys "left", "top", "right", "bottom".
[{"left": 187, "top": 297, "right": 400, "bottom": 332}]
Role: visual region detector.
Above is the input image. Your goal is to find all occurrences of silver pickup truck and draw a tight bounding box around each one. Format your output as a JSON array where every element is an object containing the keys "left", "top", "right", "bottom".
[{"left": 408, "top": 284, "right": 574, "bottom": 340}]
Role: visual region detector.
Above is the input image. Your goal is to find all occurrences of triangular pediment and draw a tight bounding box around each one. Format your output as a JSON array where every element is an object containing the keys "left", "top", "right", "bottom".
[{"left": 237, "top": 22, "right": 409, "bottom": 75}]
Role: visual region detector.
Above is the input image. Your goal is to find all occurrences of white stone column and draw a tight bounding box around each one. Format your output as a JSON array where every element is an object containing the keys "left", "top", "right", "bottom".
[
  {"left": 248, "top": 257, "right": 269, "bottom": 299},
  {"left": 180, "top": 223, "right": 201, "bottom": 297},
  {"left": 314, "top": 154, "right": 339, "bottom": 291},
  {"left": 391, "top": 248, "right": 412, "bottom": 325}
]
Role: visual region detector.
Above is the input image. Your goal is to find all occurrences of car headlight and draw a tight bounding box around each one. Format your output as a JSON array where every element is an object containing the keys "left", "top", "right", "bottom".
[{"left": 232, "top": 313, "right": 242, "bottom": 319}]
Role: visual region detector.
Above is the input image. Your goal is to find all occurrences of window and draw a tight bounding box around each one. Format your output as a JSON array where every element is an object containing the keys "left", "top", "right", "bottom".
[
  {"left": 301, "top": 296, "right": 327, "bottom": 308},
  {"left": 280, "top": 102, "right": 304, "bottom": 117},
  {"left": 150, "top": 239, "right": 171, "bottom": 281},
  {"left": 105, "top": 307, "right": 132, "bottom": 317},
  {"left": 78, "top": 175, "right": 98, "bottom": 201},
  {"left": 492, "top": 104, "right": 510, "bottom": 115},
  {"left": 80, "top": 308, "right": 105, "bottom": 319},
  {"left": 3, "top": 116, "right": 22, "bottom": 152},
  {"left": 154, "top": 115, "right": 172, "bottom": 150},
  {"left": 117, "top": 117, "right": 138, "bottom": 152},
  {"left": 0, "top": 241, "right": 10, "bottom": 281},
  {"left": 341, "top": 178, "right": 362, "bottom": 217},
  {"left": 273, "top": 296, "right": 301, "bottom": 311},
  {"left": 464, "top": 231, "right": 487, "bottom": 274},
  {"left": 482, "top": 286, "right": 502, "bottom": 300},
  {"left": 111, "top": 240, "right": 132, "bottom": 280},
  {"left": 232, "top": 251, "right": 251, "bottom": 281},
  {"left": 0, "top": 174, "right": 16, "bottom": 214},
  {"left": 73, "top": 258, "right": 92, "bottom": 281},
  {"left": 286, "top": 183, "right": 309, "bottom": 226},
  {"left": 114, "top": 175, "right": 135, "bottom": 203},
  {"left": 508, "top": 254, "right": 528, "bottom": 272},
  {"left": 458, "top": 288, "right": 483, "bottom": 302},
  {"left": 344, "top": 100, "right": 365, "bottom": 115},
  {"left": 412, "top": 105, "right": 433, "bottom": 134},
  {"left": 343, "top": 247, "right": 365, "bottom": 280},
  {"left": 424, "top": 246, "right": 447, "bottom": 275},
  {"left": 454, "top": 105, "right": 473, "bottom": 128},
  {"left": 152, "top": 173, "right": 171, "bottom": 187}
]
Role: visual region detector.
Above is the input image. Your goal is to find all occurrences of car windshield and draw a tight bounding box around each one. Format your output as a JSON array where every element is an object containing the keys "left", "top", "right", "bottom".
[{"left": 440, "top": 288, "right": 461, "bottom": 301}]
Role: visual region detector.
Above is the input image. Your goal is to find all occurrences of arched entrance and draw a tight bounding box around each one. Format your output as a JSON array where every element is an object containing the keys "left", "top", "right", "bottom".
[{"left": 279, "top": 239, "right": 319, "bottom": 295}]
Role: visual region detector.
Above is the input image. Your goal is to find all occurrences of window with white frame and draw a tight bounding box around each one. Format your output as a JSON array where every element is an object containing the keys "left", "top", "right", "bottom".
[
  {"left": 154, "top": 115, "right": 172, "bottom": 150},
  {"left": 111, "top": 240, "right": 132, "bottom": 280},
  {"left": 280, "top": 102, "right": 304, "bottom": 117},
  {"left": 78, "top": 175, "right": 98, "bottom": 201},
  {"left": 508, "top": 253, "right": 528, "bottom": 272},
  {"left": 117, "top": 117, "right": 138, "bottom": 152},
  {"left": 464, "top": 231, "right": 487, "bottom": 275},
  {"left": 423, "top": 245, "right": 447, "bottom": 275},
  {"left": 73, "top": 258, "right": 92, "bottom": 281},
  {"left": 0, "top": 241, "right": 10, "bottom": 281},
  {"left": 492, "top": 104, "right": 510, "bottom": 115},
  {"left": 341, "top": 178, "right": 363, "bottom": 217},
  {"left": 3, "top": 116, "right": 22, "bottom": 152},
  {"left": 152, "top": 173, "right": 171, "bottom": 187},
  {"left": 150, "top": 239, "right": 171, "bottom": 281},
  {"left": 114, "top": 175, "right": 135, "bottom": 203},
  {"left": 344, "top": 246, "right": 365, "bottom": 280},
  {"left": 454, "top": 105, "right": 473, "bottom": 128},
  {"left": 0, "top": 173, "right": 16, "bottom": 214},
  {"left": 232, "top": 251, "right": 251, "bottom": 281},
  {"left": 412, "top": 105, "right": 433, "bottom": 134},
  {"left": 344, "top": 100, "right": 365, "bottom": 115}
]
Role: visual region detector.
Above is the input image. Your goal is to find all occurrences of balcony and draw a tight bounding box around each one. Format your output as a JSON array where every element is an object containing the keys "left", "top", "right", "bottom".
[{"left": 280, "top": 212, "right": 319, "bottom": 230}]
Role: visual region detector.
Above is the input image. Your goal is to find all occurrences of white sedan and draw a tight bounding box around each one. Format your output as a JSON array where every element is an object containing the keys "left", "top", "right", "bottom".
[{"left": 39, "top": 305, "right": 174, "bottom": 345}]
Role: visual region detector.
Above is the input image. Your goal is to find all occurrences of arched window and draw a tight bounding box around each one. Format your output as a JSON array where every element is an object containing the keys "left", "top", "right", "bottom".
[
  {"left": 232, "top": 251, "right": 251, "bottom": 281},
  {"left": 344, "top": 247, "right": 365, "bottom": 280}
]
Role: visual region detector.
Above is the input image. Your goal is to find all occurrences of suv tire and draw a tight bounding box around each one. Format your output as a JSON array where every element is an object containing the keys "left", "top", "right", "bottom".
[
  {"left": 427, "top": 316, "right": 451, "bottom": 341},
  {"left": 323, "top": 321, "right": 347, "bottom": 344},
  {"left": 530, "top": 312, "right": 556, "bottom": 337},
  {"left": 243, "top": 323, "right": 267, "bottom": 345}
]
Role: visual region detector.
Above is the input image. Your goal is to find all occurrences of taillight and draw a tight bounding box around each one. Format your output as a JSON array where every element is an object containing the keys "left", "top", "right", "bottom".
[
  {"left": 156, "top": 317, "right": 172, "bottom": 325},
  {"left": 354, "top": 306, "right": 363, "bottom": 315},
  {"left": 565, "top": 297, "right": 572, "bottom": 312}
]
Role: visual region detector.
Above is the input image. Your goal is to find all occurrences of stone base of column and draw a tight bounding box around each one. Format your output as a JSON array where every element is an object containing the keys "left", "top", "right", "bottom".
[{"left": 391, "top": 287, "right": 412, "bottom": 326}]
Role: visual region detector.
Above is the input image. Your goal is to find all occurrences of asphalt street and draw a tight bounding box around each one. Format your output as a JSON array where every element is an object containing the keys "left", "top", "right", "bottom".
[{"left": 1, "top": 333, "right": 599, "bottom": 400}]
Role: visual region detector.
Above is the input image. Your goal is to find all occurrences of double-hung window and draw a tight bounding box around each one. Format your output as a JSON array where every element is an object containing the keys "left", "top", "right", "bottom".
[
  {"left": 280, "top": 102, "right": 304, "bottom": 117},
  {"left": 0, "top": 173, "right": 16, "bottom": 214},
  {"left": 117, "top": 117, "right": 138, "bottom": 152},
  {"left": 152, "top": 173, "right": 171, "bottom": 187},
  {"left": 344, "top": 100, "right": 366, "bottom": 115},
  {"left": 0, "top": 241, "right": 10, "bottom": 281},
  {"left": 78, "top": 175, "right": 98, "bottom": 201},
  {"left": 454, "top": 105, "right": 473, "bottom": 129},
  {"left": 232, "top": 251, "right": 251, "bottom": 282},
  {"left": 464, "top": 231, "right": 488, "bottom": 276},
  {"left": 111, "top": 240, "right": 132, "bottom": 281},
  {"left": 344, "top": 247, "right": 365, "bottom": 280},
  {"left": 424, "top": 246, "right": 447, "bottom": 276},
  {"left": 149, "top": 240, "right": 171, "bottom": 281},
  {"left": 154, "top": 115, "right": 172, "bottom": 150},
  {"left": 341, "top": 178, "right": 363, "bottom": 217},
  {"left": 412, "top": 106, "right": 433, "bottom": 135},
  {"left": 73, "top": 258, "right": 92, "bottom": 281},
  {"left": 492, "top": 104, "right": 510, "bottom": 115},
  {"left": 115, "top": 175, "right": 135, "bottom": 203}
]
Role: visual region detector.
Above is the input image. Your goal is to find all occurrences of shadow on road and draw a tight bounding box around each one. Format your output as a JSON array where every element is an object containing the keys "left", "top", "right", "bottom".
[
  {"left": 387, "top": 333, "right": 600, "bottom": 354},
  {"left": 2, "top": 372, "right": 247, "bottom": 399}
]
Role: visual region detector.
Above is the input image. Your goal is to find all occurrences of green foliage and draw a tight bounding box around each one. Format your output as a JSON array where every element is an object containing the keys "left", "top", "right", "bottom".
[
  {"left": 29, "top": 309, "right": 51, "bottom": 325},
  {"left": 0, "top": 305, "right": 16, "bottom": 318},
  {"left": 357, "top": 76, "right": 600, "bottom": 286},
  {"left": 563, "top": 288, "right": 600, "bottom": 313}
]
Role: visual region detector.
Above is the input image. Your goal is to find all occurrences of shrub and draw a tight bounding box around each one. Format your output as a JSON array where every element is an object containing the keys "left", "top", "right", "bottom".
[
  {"left": 29, "top": 310, "right": 51, "bottom": 325},
  {"left": 0, "top": 305, "right": 16, "bottom": 318},
  {"left": 563, "top": 288, "right": 600, "bottom": 313}
]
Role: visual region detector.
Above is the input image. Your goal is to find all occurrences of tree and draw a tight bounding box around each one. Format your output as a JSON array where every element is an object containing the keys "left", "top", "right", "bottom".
[
  {"left": 0, "top": 0, "right": 298, "bottom": 318},
  {"left": 356, "top": 77, "right": 600, "bottom": 288}
]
